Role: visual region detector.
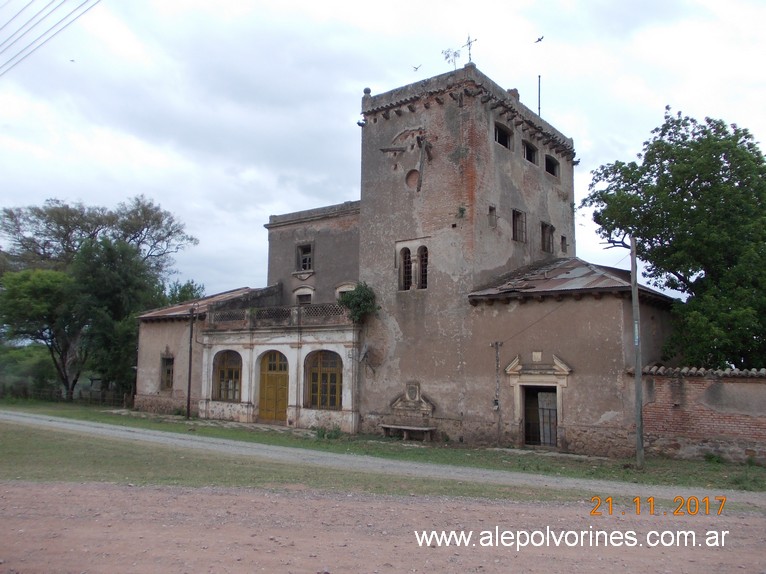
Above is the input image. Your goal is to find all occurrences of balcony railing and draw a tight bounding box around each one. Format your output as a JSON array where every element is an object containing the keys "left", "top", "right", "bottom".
[{"left": 208, "top": 303, "right": 350, "bottom": 330}]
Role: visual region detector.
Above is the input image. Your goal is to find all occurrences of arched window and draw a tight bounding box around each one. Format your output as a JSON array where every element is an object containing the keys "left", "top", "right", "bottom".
[
  {"left": 399, "top": 248, "right": 412, "bottom": 291},
  {"left": 541, "top": 222, "right": 555, "bottom": 253},
  {"left": 305, "top": 351, "right": 342, "bottom": 410},
  {"left": 417, "top": 246, "right": 428, "bottom": 289},
  {"left": 293, "top": 286, "right": 314, "bottom": 305},
  {"left": 212, "top": 350, "right": 241, "bottom": 402}
]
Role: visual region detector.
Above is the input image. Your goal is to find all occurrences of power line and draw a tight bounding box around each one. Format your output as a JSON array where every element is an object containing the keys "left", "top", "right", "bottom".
[
  {"left": 499, "top": 300, "right": 567, "bottom": 346},
  {"left": 0, "top": 0, "right": 101, "bottom": 78},
  {"left": 0, "top": 1, "right": 65, "bottom": 54},
  {"left": 0, "top": 0, "right": 35, "bottom": 35},
  {"left": 0, "top": 0, "right": 99, "bottom": 74}
]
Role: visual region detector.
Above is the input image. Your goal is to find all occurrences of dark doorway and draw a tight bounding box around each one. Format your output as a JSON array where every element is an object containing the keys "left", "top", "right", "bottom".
[{"left": 523, "top": 386, "right": 557, "bottom": 447}]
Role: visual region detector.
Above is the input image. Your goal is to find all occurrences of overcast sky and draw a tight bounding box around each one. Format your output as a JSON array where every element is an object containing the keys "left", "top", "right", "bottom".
[{"left": 1, "top": 0, "right": 764, "bottom": 295}]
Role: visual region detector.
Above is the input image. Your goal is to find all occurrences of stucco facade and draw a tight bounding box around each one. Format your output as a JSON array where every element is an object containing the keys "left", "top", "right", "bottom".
[
  {"left": 136, "top": 203, "right": 362, "bottom": 433},
  {"left": 135, "top": 64, "right": 680, "bottom": 457},
  {"left": 265, "top": 201, "right": 360, "bottom": 306}
]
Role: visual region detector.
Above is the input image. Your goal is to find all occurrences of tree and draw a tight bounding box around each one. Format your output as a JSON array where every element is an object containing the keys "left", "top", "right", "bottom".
[
  {"left": 110, "top": 195, "right": 199, "bottom": 278},
  {"left": 0, "top": 269, "right": 89, "bottom": 399},
  {"left": 164, "top": 279, "right": 206, "bottom": 305},
  {"left": 71, "top": 238, "right": 160, "bottom": 395},
  {"left": 1, "top": 195, "right": 198, "bottom": 279},
  {"left": 0, "top": 343, "right": 58, "bottom": 398},
  {"left": 581, "top": 108, "right": 766, "bottom": 368},
  {"left": 0, "top": 198, "right": 203, "bottom": 398},
  {"left": 0, "top": 199, "right": 109, "bottom": 271}
]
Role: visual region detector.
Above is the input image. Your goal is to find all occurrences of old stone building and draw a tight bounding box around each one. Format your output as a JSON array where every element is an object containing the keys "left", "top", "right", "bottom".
[{"left": 135, "top": 63, "right": 682, "bottom": 456}]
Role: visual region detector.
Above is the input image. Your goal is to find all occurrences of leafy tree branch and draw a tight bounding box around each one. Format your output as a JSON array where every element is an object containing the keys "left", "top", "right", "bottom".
[
  {"left": 580, "top": 107, "right": 766, "bottom": 368},
  {"left": 338, "top": 282, "right": 379, "bottom": 323}
]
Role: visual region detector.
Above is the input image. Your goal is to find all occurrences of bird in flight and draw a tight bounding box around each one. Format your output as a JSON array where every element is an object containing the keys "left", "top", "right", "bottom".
[
  {"left": 535, "top": 36, "right": 544, "bottom": 43},
  {"left": 413, "top": 64, "right": 421, "bottom": 71}
]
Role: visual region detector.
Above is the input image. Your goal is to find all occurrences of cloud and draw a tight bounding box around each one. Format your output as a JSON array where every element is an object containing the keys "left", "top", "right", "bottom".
[{"left": 1, "top": 0, "right": 764, "bottom": 294}]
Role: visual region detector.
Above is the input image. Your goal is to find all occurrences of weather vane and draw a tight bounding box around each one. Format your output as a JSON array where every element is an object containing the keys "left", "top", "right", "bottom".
[
  {"left": 462, "top": 35, "right": 477, "bottom": 62},
  {"left": 442, "top": 34, "right": 477, "bottom": 70}
]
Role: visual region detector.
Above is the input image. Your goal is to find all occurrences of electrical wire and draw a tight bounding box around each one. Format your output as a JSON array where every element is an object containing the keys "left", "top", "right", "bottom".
[
  {"left": 0, "top": 1, "right": 64, "bottom": 54},
  {"left": 499, "top": 300, "right": 567, "bottom": 346},
  {"left": 0, "top": 0, "right": 35, "bottom": 35},
  {"left": 0, "top": 0, "right": 97, "bottom": 72},
  {"left": 0, "top": 0, "right": 101, "bottom": 78}
]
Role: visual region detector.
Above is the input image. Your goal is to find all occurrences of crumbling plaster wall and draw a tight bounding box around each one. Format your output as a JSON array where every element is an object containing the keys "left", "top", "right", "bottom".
[
  {"left": 135, "top": 318, "right": 203, "bottom": 414},
  {"left": 266, "top": 202, "right": 360, "bottom": 306},
  {"left": 357, "top": 64, "right": 584, "bottom": 445}
]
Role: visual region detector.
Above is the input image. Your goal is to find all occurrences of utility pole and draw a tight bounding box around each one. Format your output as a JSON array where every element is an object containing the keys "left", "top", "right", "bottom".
[
  {"left": 631, "top": 236, "right": 644, "bottom": 469},
  {"left": 186, "top": 305, "right": 197, "bottom": 420}
]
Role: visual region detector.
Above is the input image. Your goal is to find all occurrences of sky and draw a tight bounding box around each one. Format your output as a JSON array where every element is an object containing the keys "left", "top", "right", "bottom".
[{"left": 1, "top": 0, "right": 764, "bottom": 295}]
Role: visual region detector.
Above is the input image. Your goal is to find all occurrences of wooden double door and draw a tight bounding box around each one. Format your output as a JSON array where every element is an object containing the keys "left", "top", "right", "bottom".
[{"left": 259, "top": 351, "right": 288, "bottom": 422}]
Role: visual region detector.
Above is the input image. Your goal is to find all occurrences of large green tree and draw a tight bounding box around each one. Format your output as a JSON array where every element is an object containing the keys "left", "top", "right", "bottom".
[
  {"left": 1, "top": 194, "right": 198, "bottom": 277},
  {"left": 0, "top": 269, "right": 88, "bottom": 399},
  {"left": 71, "top": 238, "right": 159, "bottom": 395},
  {"left": 581, "top": 108, "right": 766, "bottom": 368},
  {"left": 0, "top": 197, "right": 203, "bottom": 397}
]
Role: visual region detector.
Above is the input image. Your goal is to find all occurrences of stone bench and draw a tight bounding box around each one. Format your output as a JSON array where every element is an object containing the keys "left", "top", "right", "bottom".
[{"left": 380, "top": 423, "right": 437, "bottom": 442}]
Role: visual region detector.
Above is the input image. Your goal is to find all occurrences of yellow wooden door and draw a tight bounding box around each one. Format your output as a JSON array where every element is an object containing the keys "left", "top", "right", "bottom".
[{"left": 259, "top": 351, "right": 288, "bottom": 422}]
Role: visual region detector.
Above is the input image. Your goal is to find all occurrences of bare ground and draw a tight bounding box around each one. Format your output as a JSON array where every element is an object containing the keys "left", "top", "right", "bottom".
[
  {"left": 1, "top": 481, "right": 765, "bottom": 574},
  {"left": 0, "top": 412, "right": 765, "bottom": 573}
]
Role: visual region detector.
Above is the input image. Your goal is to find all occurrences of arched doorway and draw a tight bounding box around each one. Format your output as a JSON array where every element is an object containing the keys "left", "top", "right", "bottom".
[
  {"left": 213, "top": 350, "right": 242, "bottom": 402},
  {"left": 259, "top": 351, "right": 288, "bottom": 422},
  {"left": 305, "top": 350, "right": 342, "bottom": 410}
]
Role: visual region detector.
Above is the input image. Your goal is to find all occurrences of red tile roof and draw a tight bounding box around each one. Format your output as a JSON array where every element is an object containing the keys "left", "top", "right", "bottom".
[
  {"left": 637, "top": 365, "right": 766, "bottom": 378},
  {"left": 468, "top": 257, "right": 673, "bottom": 305},
  {"left": 138, "top": 287, "right": 253, "bottom": 321}
]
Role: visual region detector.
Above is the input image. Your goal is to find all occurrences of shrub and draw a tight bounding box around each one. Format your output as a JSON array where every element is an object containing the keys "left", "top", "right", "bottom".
[{"left": 338, "top": 282, "right": 379, "bottom": 323}]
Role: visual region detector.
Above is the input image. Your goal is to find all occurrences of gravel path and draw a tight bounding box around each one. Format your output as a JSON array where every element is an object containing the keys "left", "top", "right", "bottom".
[{"left": 2, "top": 410, "right": 765, "bottom": 509}]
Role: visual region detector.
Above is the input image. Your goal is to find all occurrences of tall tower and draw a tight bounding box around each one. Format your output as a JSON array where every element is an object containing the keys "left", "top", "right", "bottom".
[{"left": 357, "top": 63, "right": 576, "bottom": 435}]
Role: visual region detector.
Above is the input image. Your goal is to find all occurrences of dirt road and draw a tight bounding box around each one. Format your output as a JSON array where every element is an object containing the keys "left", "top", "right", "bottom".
[{"left": 1, "top": 411, "right": 764, "bottom": 573}]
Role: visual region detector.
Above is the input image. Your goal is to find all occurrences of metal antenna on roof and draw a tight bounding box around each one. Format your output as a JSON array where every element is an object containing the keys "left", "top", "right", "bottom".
[
  {"left": 538, "top": 75, "right": 541, "bottom": 117},
  {"left": 534, "top": 35, "right": 543, "bottom": 116}
]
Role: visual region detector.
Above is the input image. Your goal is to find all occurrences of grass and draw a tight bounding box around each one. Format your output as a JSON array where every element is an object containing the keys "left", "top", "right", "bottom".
[
  {"left": 2, "top": 399, "right": 765, "bottom": 492},
  {"left": 0, "top": 422, "right": 582, "bottom": 501}
]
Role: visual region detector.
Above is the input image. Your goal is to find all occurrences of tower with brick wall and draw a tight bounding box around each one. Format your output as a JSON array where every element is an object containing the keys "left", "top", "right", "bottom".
[{"left": 357, "top": 63, "right": 578, "bottom": 438}]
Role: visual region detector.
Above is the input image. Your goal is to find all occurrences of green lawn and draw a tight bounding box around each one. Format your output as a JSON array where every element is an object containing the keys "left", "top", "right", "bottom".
[
  {"left": 0, "top": 422, "right": 586, "bottom": 501},
  {"left": 1, "top": 400, "right": 764, "bottom": 492}
]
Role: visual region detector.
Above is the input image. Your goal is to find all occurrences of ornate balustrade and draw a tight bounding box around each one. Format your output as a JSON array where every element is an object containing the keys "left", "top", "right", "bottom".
[{"left": 208, "top": 303, "right": 350, "bottom": 330}]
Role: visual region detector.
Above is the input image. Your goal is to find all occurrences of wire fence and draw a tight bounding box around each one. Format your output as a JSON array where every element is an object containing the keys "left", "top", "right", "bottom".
[{"left": 0, "top": 386, "right": 132, "bottom": 408}]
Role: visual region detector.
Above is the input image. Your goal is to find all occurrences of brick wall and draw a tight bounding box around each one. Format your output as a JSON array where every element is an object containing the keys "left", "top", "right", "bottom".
[{"left": 642, "top": 373, "right": 766, "bottom": 464}]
